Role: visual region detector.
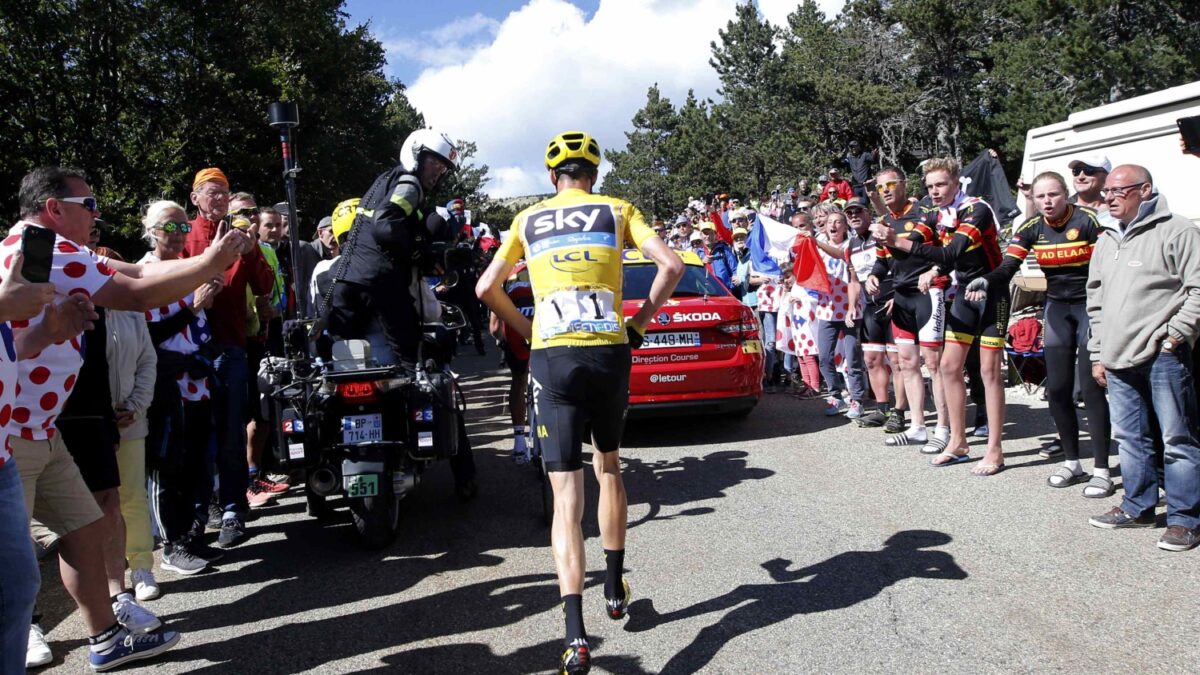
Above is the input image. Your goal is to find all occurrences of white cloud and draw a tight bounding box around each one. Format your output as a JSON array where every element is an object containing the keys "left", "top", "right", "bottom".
[
  {"left": 379, "top": 12, "right": 501, "bottom": 70},
  {"left": 406, "top": 0, "right": 845, "bottom": 198}
]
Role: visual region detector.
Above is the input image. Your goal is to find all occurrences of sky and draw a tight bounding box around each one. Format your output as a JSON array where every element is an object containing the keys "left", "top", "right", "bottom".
[{"left": 344, "top": 0, "right": 846, "bottom": 199}]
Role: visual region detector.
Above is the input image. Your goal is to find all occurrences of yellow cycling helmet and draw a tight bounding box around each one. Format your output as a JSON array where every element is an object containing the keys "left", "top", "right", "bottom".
[
  {"left": 331, "top": 198, "right": 361, "bottom": 243},
  {"left": 545, "top": 131, "right": 602, "bottom": 169}
]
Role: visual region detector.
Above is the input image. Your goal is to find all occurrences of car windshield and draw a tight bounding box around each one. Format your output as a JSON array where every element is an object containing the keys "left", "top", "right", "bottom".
[{"left": 623, "top": 264, "right": 728, "bottom": 301}]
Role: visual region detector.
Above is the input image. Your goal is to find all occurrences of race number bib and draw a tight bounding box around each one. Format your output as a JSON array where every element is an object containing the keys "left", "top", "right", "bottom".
[{"left": 538, "top": 289, "right": 620, "bottom": 339}]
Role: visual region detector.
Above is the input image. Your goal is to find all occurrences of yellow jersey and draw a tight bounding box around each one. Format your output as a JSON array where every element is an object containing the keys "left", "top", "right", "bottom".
[{"left": 498, "top": 188, "right": 656, "bottom": 349}]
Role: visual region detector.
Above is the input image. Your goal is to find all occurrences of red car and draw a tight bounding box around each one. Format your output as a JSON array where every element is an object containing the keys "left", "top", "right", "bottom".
[{"left": 621, "top": 249, "right": 763, "bottom": 417}]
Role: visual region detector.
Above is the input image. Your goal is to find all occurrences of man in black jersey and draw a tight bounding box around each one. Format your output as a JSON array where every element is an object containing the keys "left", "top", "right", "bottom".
[
  {"left": 876, "top": 157, "right": 1006, "bottom": 476},
  {"left": 866, "top": 168, "right": 949, "bottom": 450}
]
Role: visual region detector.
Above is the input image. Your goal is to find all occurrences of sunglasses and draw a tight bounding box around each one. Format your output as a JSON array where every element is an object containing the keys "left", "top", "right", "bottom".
[
  {"left": 229, "top": 207, "right": 259, "bottom": 217},
  {"left": 1072, "top": 166, "right": 1105, "bottom": 177},
  {"left": 874, "top": 180, "right": 902, "bottom": 193},
  {"left": 155, "top": 221, "right": 192, "bottom": 234},
  {"left": 59, "top": 196, "right": 99, "bottom": 213},
  {"left": 731, "top": 217, "right": 749, "bottom": 224}
]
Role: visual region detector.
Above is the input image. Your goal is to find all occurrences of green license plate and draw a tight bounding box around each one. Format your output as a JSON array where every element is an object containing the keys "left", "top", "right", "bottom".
[{"left": 343, "top": 474, "right": 379, "bottom": 498}]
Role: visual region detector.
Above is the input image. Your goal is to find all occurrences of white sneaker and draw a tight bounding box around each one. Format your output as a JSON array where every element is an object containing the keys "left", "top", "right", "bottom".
[
  {"left": 27, "top": 623, "right": 52, "bottom": 668},
  {"left": 112, "top": 594, "right": 163, "bottom": 634},
  {"left": 131, "top": 568, "right": 161, "bottom": 601}
]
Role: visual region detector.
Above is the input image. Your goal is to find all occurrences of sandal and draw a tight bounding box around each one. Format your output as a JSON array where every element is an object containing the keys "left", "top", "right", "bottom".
[
  {"left": 885, "top": 432, "right": 927, "bottom": 447},
  {"left": 1047, "top": 466, "right": 1087, "bottom": 488},
  {"left": 919, "top": 436, "right": 949, "bottom": 455},
  {"left": 1082, "top": 474, "right": 1115, "bottom": 498},
  {"left": 972, "top": 462, "right": 1005, "bottom": 476},
  {"left": 929, "top": 451, "right": 971, "bottom": 467}
]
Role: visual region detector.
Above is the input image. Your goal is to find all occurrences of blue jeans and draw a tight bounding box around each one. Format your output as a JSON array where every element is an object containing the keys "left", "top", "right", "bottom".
[
  {"left": 817, "top": 320, "right": 866, "bottom": 403},
  {"left": 759, "top": 311, "right": 777, "bottom": 382},
  {"left": 213, "top": 345, "right": 250, "bottom": 515},
  {"left": 1108, "top": 349, "right": 1200, "bottom": 528},
  {"left": 0, "top": 459, "right": 39, "bottom": 673}
]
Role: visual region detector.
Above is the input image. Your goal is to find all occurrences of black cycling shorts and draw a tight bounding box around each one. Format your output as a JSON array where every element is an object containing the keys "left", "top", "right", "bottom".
[
  {"left": 859, "top": 300, "right": 895, "bottom": 352},
  {"left": 529, "top": 344, "right": 631, "bottom": 472},
  {"left": 891, "top": 288, "right": 945, "bottom": 348},
  {"left": 946, "top": 285, "right": 1010, "bottom": 351}
]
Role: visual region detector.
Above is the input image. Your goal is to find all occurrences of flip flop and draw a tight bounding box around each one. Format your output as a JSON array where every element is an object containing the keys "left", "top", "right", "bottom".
[
  {"left": 929, "top": 451, "right": 971, "bottom": 467},
  {"left": 972, "top": 463, "right": 1005, "bottom": 477}
]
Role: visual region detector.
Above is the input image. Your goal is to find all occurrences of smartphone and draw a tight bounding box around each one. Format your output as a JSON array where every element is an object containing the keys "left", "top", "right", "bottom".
[
  {"left": 20, "top": 225, "right": 56, "bottom": 284},
  {"left": 1178, "top": 116, "right": 1200, "bottom": 154}
]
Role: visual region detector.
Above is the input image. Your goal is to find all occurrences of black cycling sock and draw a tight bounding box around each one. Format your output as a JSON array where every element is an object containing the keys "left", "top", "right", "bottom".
[
  {"left": 89, "top": 622, "right": 123, "bottom": 651},
  {"left": 604, "top": 549, "right": 625, "bottom": 600},
  {"left": 563, "top": 594, "right": 586, "bottom": 644}
]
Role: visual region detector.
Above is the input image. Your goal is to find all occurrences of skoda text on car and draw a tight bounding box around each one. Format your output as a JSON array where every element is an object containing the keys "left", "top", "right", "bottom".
[{"left": 622, "top": 249, "right": 763, "bottom": 416}]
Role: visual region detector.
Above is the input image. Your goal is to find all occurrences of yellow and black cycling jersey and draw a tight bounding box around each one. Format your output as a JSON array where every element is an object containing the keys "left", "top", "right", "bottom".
[{"left": 497, "top": 188, "right": 657, "bottom": 350}]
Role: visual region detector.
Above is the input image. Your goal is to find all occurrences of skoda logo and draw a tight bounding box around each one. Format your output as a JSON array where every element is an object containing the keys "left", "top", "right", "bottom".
[{"left": 657, "top": 312, "right": 671, "bottom": 326}]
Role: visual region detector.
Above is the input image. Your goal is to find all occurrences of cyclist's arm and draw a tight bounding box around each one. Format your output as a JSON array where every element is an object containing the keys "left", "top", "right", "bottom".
[
  {"left": 982, "top": 217, "right": 1037, "bottom": 288},
  {"left": 628, "top": 235, "right": 684, "bottom": 331}
]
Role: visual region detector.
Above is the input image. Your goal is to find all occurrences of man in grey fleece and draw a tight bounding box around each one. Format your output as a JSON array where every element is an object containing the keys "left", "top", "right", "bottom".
[{"left": 1085, "top": 164, "right": 1200, "bottom": 551}]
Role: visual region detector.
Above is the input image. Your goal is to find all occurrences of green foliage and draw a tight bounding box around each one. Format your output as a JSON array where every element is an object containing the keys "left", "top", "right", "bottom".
[
  {"left": 0, "top": 0, "right": 489, "bottom": 259},
  {"left": 603, "top": 0, "right": 1200, "bottom": 216}
]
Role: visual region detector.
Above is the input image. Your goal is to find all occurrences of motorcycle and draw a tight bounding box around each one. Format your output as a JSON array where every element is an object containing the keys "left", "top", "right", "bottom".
[{"left": 263, "top": 300, "right": 469, "bottom": 549}]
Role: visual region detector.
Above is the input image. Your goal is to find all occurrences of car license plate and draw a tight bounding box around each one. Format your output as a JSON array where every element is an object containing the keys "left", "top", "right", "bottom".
[
  {"left": 343, "top": 473, "right": 378, "bottom": 498},
  {"left": 642, "top": 331, "right": 701, "bottom": 349},
  {"left": 342, "top": 414, "right": 383, "bottom": 444}
]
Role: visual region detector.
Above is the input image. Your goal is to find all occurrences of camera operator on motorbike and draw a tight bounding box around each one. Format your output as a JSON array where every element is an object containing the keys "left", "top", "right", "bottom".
[
  {"left": 476, "top": 131, "right": 684, "bottom": 674},
  {"left": 323, "top": 129, "right": 477, "bottom": 501}
]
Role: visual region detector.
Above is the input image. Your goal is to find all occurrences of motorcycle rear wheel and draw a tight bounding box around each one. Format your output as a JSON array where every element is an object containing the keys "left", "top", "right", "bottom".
[{"left": 348, "top": 479, "right": 400, "bottom": 549}]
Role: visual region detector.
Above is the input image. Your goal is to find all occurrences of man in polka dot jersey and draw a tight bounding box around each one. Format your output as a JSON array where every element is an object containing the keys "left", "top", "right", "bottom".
[{"left": 1, "top": 166, "right": 250, "bottom": 670}]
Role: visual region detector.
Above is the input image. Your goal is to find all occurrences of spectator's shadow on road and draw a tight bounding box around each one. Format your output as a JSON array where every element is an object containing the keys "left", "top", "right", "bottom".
[
  {"left": 623, "top": 529, "right": 967, "bottom": 674},
  {"left": 621, "top": 450, "right": 774, "bottom": 529},
  {"left": 166, "top": 571, "right": 657, "bottom": 674}
]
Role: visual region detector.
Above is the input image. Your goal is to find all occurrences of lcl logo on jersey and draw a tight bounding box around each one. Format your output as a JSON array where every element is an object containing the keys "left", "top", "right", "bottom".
[
  {"left": 550, "top": 250, "right": 602, "bottom": 273},
  {"left": 525, "top": 204, "right": 618, "bottom": 250}
]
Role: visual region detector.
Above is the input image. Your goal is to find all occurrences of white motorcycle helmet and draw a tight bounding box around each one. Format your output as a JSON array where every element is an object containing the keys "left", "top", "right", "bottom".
[{"left": 399, "top": 129, "right": 459, "bottom": 174}]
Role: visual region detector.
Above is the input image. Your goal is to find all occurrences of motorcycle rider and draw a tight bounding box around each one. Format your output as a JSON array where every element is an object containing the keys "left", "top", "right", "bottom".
[
  {"left": 476, "top": 131, "right": 684, "bottom": 674},
  {"left": 324, "top": 129, "right": 477, "bottom": 500}
]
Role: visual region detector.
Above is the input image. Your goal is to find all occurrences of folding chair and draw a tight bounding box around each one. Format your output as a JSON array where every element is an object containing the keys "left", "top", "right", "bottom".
[{"left": 1005, "top": 311, "right": 1045, "bottom": 395}]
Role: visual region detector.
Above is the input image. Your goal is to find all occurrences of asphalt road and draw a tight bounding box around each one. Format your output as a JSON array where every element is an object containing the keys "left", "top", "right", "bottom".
[{"left": 36, "top": 351, "right": 1200, "bottom": 673}]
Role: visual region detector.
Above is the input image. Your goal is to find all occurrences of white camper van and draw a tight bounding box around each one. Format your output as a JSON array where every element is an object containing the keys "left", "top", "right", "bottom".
[
  {"left": 1012, "top": 80, "right": 1200, "bottom": 291},
  {"left": 1019, "top": 79, "right": 1200, "bottom": 224}
]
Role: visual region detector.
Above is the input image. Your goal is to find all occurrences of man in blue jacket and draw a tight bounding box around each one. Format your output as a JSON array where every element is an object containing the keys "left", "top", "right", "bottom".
[{"left": 700, "top": 220, "right": 737, "bottom": 292}]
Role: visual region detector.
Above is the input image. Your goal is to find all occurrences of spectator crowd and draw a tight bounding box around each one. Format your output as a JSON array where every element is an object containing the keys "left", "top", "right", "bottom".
[
  {"left": 3, "top": 135, "right": 1200, "bottom": 672},
  {"left": 0, "top": 165, "right": 493, "bottom": 672},
  {"left": 649, "top": 137, "right": 1200, "bottom": 555}
]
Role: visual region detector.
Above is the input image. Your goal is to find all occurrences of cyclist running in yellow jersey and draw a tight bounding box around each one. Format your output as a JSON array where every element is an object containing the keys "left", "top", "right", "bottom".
[{"left": 476, "top": 131, "right": 684, "bottom": 675}]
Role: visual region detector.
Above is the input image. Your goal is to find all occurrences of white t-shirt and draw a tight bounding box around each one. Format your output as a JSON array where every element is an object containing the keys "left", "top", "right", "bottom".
[{"left": 0, "top": 223, "right": 115, "bottom": 440}]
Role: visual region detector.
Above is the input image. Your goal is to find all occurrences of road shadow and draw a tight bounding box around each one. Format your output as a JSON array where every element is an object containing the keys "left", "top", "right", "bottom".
[
  {"left": 357, "top": 636, "right": 652, "bottom": 675},
  {"left": 621, "top": 451, "right": 774, "bottom": 529},
  {"left": 167, "top": 571, "right": 624, "bottom": 674},
  {"left": 624, "top": 529, "right": 967, "bottom": 674}
]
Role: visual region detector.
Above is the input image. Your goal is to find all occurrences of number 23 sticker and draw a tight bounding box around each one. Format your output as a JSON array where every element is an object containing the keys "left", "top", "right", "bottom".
[{"left": 539, "top": 289, "right": 619, "bottom": 338}]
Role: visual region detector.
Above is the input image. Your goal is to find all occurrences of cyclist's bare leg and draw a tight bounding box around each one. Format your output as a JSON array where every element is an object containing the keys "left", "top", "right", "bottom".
[
  {"left": 549, "top": 469, "right": 586, "bottom": 595},
  {"left": 592, "top": 449, "right": 626, "bottom": 551}
]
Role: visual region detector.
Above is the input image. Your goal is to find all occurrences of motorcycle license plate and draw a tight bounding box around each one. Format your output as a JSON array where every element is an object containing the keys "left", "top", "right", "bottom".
[
  {"left": 342, "top": 414, "right": 383, "bottom": 444},
  {"left": 642, "top": 331, "right": 701, "bottom": 349},
  {"left": 343, "top": 473, "right": 378, "bottom": 498}
]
